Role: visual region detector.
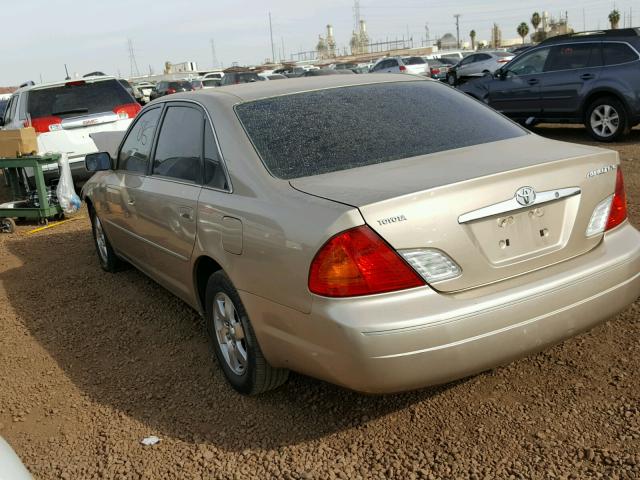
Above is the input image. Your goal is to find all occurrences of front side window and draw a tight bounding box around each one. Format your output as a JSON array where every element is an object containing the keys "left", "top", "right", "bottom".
[
  {"left": 152, "top": 105, "right": 203, "bottom": 183},
  {"left": 544, "top": 43, "right": 601, "bottom": 71},
  {"left": 236, "top": 81, "right": 526, "bottom": 180},
  {"left": 602, "top": 43, "right": 638, "bottom": 65},
  {"left": 118, "top": 107, "right": 161, "bottom": 173},
  {"left": 506, "top": 47, "right": 550, "bottom": 76}
]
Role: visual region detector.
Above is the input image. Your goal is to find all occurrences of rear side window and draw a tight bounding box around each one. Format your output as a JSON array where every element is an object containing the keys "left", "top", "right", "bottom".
[
  {"left": 152, "top": 106, "right": 203, "bottom": 183},
  {"left": 118, "top": 107, "right": 162, "bottom": 173},
  {"left": 27, "top": 79, "right": 133, "bottom": 119},
  {"left": 236, "top": 81, "right": 526, "bottom": 180},
  {"left": 602, "top": 43, "right": 638, "bottom": 65},
  {"left": 544, "top": 43, "right": 601, "bottom": 71},
  {"left": 204, "top": 122, "right": 228, "bottom": 190}
]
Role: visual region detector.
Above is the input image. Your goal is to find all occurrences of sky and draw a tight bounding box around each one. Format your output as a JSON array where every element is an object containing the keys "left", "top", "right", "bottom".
[{"left": 0, "top": 0, "right": 634, "bottom": 85}]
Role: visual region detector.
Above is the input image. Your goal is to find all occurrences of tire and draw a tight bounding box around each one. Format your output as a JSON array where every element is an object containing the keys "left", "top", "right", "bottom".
[
  {"left": 205, "top": 271, "right": 289, "bottom": 395},
  {"left": 447, "top": 72, "right": 457, "bottom": 86},
  {"left": 585, "top": 97, "right": 630, "bottom": 142},
  {"left": 89, "top": 208, "right": 123, "bottom": 273}
]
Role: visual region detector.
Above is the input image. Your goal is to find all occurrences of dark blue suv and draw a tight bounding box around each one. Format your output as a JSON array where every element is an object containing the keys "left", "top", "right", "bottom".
[{"left": 459, "top": 28, "right": 640, "bottom": 142}]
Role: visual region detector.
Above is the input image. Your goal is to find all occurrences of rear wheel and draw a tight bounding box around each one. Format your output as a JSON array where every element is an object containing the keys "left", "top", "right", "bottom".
[
  {"left": 585, "top": 97, "right": 629, "bottom": 142},
  {"left": 205, "top": 271, "right": 289, "bottom": 395}
]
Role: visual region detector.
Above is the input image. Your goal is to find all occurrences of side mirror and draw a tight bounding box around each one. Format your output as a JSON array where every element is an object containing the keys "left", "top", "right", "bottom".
[{"left": 85, "top": 152, "right": 113, "bottom": 172}]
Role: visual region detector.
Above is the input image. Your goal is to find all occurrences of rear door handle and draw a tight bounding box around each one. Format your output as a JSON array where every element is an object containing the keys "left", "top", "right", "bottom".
[
  {"left": 581, "top": 73, "right": 595, "bottom": 80},
  {"left": 527, "top": 78, "right": 539, "bottom": 85}
]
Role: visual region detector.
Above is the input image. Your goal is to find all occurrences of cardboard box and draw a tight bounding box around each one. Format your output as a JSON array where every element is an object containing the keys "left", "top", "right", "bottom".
[{"left": 0, "top": 128, "right": 38, "bottom": 158}]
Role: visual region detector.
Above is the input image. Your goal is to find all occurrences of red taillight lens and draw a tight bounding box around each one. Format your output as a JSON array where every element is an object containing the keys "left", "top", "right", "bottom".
[
  {"left": 606, "top": 168, "right": 628, "bottom": 231},
  {"left": 65, "top": 80, "right": 86, "bottom": 87},
  {"left": 308, "top": 225, "right": 425, "bottom": 297},
  {"left": 166, "top": 88, "right": 176, "bottom": 94},
  {"left": 30, "top": 116, "right": 62, "bottom": 133},
  {"left": 431, "top": 68, "right": 440, "bottom": 75},
  {"left": 399, "top": 65, "right": 407, "bottom": 72},
  {"left": 113, "top": 103, "right": 141, "bottom": 119},
  {"left": 497, "top": 59, "right": 510, "bottom": 63}
]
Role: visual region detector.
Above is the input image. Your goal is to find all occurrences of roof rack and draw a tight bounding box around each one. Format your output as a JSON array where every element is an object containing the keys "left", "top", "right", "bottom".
[{"left": 540, "top": 28, "right": 640, "bottom": 44}]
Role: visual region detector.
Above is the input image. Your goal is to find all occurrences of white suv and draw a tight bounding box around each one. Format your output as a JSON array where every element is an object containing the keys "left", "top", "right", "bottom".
[{"left": 0, "top": 76, "right": 139, "bottom": 181}]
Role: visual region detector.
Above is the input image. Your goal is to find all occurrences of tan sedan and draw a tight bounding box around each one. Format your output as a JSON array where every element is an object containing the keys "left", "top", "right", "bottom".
[{"left": 82, "top": 74, "right": 640, "bottom": 394}]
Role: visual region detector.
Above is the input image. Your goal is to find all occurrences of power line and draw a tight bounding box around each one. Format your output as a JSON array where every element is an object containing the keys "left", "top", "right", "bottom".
[{"left": 268, "top": 12, "right": 275, "bottom": 63}]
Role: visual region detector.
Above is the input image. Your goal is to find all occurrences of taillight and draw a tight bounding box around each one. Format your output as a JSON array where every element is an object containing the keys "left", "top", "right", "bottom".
[
  {"left": 606, "top": 168, "right": 628, "bottom": 231},
  {"left": 399, "top": 65, "right": 407, "bottom": 72},
  {"left": 166, "top": 88, "right": 176, "bottom": 94},
  {"left": 586, "top": 168, "right": 628, "bottom": 236},
  {"left": 30, "top": 116, "right": 62, "bottom": 133},
  {"left": 65, "top": 80, "right": 86, "bottom": 87},
  {"left": 431, "top": 68, "right": 440, "bottom": 75},
  {"left": 497, "top": 59, "right": 510, "bottom": 63},
  {"left": 308, "top": 225, "right": 425, "bottom": 297},
  {"left": 113, "top": 103, "right": 141, "bottom": 119}
]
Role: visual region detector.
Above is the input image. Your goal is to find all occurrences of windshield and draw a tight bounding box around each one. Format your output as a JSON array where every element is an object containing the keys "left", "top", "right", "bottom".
[
  {"left": 236, "top": 81, "right": 526, "bottom": 179},
  {"left": 27, "top": 79, "right": 133, "bottom": 119}
]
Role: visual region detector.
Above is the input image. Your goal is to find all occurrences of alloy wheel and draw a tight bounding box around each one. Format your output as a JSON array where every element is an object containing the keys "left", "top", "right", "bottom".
[
  {"left": 93, "top": 216, "right": 108, "bottom": 264},
  {"left": 590, "top": 104, "right": 619, "bottom": 138},
  {"left": 213, "top": 292, "right": 248, "bottom": 375}
]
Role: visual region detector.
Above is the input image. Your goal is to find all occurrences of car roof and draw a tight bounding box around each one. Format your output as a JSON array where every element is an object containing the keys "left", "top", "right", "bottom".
[
  {"left": 166, "top": 73, "right": 423, "bottom": 104},
  {"left": 14, "top": 76, "right": 117, "bottom": 94},
  {"left": 540, "top": 28, "right": 640, "bottom": 45}
]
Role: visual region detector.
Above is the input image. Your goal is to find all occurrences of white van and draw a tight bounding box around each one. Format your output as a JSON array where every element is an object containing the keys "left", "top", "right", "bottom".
[{"left": 0, "top": 76, "right": 139, "bottom": 181}]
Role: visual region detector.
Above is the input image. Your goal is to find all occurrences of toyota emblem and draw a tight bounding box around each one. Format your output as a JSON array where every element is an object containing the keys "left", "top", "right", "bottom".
[{"left": 515, "top": 186, "right": 536, "bottom": 206}]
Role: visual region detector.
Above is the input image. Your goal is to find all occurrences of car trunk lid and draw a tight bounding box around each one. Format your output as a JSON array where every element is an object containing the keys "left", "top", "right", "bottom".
[{"left": 290, "top": 135, "right": 619, "bottom": 292}]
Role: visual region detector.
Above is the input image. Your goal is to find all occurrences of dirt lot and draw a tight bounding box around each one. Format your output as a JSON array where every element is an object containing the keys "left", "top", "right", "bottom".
[{"left": 0, "top": 125, "right": 639, "bottom": 479}]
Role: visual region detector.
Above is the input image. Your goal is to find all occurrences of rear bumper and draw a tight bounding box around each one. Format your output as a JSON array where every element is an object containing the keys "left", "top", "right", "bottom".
[{"left": 241, "top": 222, "right": 640, "bottom": 393}]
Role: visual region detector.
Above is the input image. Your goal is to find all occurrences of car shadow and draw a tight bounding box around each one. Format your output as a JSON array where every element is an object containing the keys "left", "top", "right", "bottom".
[{"left": 1, "top": 228, "right": 457, "bottom": 451}]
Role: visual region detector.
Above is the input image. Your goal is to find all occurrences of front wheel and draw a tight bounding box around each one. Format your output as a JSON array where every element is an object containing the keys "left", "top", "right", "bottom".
[
  {"left": 205, "top": 271, "right": 289, "bottom": 395},
  {"left": 585, "top": 97, "right": 629, "bottom": 142},
  {"left": 90, "top": 210, "right": 123, "bottom": 272},
  {"left": 447, "top": 72, "right": 457, "bottom": 86}
]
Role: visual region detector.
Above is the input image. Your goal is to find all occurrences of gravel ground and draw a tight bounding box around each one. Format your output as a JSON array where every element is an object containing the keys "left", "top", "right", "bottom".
[{"left": 0, "top": 125, "right": 638, "bottom": 479}]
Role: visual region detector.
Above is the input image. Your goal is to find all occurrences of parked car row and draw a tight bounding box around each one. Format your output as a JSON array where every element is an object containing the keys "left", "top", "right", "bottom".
[{"left": 458, "top": 28, "right": 640, "bottom": 142}]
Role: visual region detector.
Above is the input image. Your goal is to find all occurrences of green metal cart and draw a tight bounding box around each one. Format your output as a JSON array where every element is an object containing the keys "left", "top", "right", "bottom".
[{"left": 0, "top": 154, "right": 63, "bottom": 233}]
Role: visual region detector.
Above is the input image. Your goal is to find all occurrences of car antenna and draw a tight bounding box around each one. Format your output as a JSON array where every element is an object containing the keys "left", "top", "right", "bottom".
[{"left": 64, "top": 64, "right": 71, "bottom": 80}]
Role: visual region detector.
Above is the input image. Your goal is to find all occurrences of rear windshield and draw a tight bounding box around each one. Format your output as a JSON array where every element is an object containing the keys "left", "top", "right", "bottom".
[
  {"left": 236, "top": 81, "right": 526, "bottom": 179},
  {"left": 169, "top": 81, "right": 193, "bottom": 88},
  {"left": 27, "top": 79, "right": 132, "bottom": 119},
  {"left": 403, "top": 57, "right": 426, "bottom": 65}
]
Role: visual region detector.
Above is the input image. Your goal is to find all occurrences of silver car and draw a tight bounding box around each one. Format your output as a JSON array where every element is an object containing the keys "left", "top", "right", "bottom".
[
  {"left": 448, "top": 51, "right": 514, "bottom": 85},
  {"left": 82, "top": 74, "right": 640, "bottom": 395}
]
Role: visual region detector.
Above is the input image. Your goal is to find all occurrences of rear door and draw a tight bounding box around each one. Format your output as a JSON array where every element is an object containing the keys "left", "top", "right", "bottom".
[
  {"left": 101, "top": 106, "right": 163, "bottom": 266},
  {"left": 136, "top": 102, "right": 203, "bottom": 298},
  {"left": 488, "top": 46, "right": 550, "bottom": 117},
  {"left": 539, "top": 42, "right": 602, "bottom": 117}
]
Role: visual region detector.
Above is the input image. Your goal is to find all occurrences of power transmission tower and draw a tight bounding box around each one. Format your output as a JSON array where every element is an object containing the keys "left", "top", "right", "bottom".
[
  {"left": 127, "top": 39, "right": 140, "bottom": 78},
  {"left": 454, "top": 14, "right": 461, "bottom": 49},
  {"left": 210, "top": 39, "right": 219, "bottom": 69}
]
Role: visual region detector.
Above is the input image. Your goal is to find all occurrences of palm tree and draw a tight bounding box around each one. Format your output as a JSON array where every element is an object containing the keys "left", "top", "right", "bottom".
[
  {"left": 517, "top": 22, "right": 529, "bottom": 44},
  {"left": 609, "top": 9, "right": 621, "bottom": 29},
  {"left": 469, "top": 30, "right": 476, "bottom": 50},
  {"left": 531, "top": 12, "right": 541, "bottom": 31}
]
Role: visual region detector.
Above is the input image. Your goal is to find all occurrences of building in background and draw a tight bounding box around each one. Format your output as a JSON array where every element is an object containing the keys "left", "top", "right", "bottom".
[
  {"left": 438, "top": 33, "right": 458, "bottom": 49},
  {"left": 317, "top": 25, "right": 337, "bottom": 59},
  {"left": 350, "top": 20, "right": 369, "bottom": 55},
  {"left": 491, "top": 24, "right": 502, "bottom": 49}
]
